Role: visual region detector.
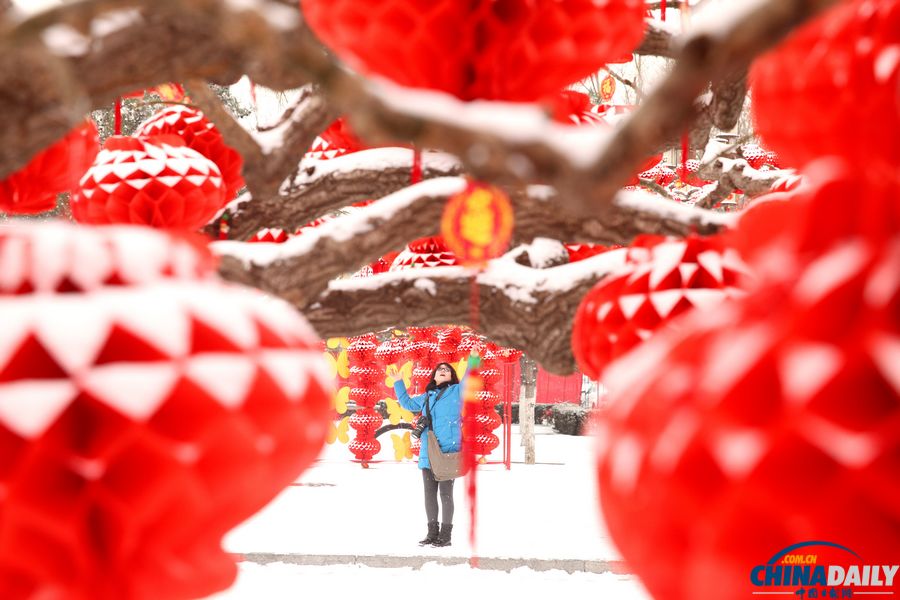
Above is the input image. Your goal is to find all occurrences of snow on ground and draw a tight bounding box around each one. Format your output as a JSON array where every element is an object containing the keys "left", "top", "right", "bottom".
[
  {"left": 208, "top": 561, "right": 650, "bottom": 600},
  {"left": 216, "top": 424, "right": 652, "bottom": 599},
  {"left": 225, "top": 424, "right": 618, "bottom": 560}
]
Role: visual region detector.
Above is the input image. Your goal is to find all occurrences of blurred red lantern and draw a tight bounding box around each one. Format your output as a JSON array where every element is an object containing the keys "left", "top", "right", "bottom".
[
  {"left": 599, "top": 73, "right": 617, "bottom": 102},
  {"left": 596, "top": 240, "right": 900, "bottom": 600},
  {"left": 549, "top": 90, "right": 594, "bottom": 124},
  {"left": 302, "top": 0, "right": 646, "bottom": 102},
  {"left": 595, "top": 167, "right": 900, "bottom": 600},
  {"left": 72, "top": 135, "right": 226, "bottom": 231},
  {"left": 751, "top": 0, "right": 899, "bottom": 171},
  {"left": 741, "top": 144, "right": 768, "bottom": 169},
  {"left": 0, "top": 121, "right": 99, "bottom": 215},
  {"left": 441, "top": 182, "right": 514, "bottom": 266},
  {"left": 306, "top": 117, "right": 366, "bottom": 160},
  {"left": 572, "top": 236, "right": 750, "bottom": 379},
  {"left": 135, "top": 106, "right": 245, "bottom": 203},
  {"left": 249, "top": 228, "right": 290, "bottom": 243},
  {"left": 0, "top": 222, "right": 332, "bottom": 600},
  {"left": 655, "top": 166, "right": 677, "bottom": 186},
  {"left": 390, "top": 236, "right": 458, "bottom": 270}
]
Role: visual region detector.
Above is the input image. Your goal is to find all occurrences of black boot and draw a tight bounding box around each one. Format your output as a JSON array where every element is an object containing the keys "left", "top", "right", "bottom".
[
  {"left": 432, "top": 523, "right": 453, "bottom": 547},
  {"left": 419, "top": 521, "right": 439, "bottom": 546}
]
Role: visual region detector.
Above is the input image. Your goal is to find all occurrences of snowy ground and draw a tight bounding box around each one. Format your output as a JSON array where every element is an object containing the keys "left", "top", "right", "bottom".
[
  {"left": 208, "top": 562, "right": 648, "bottom": 600},
  {"left": 212, "top": 424, "right": 652, "bottom": 599}
]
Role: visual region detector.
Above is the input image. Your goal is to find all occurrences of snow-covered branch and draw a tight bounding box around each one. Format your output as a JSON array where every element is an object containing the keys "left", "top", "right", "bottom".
[
  {"left": 695, "top": 158, "right": 799, "bottom": 209},
  {"left": 217, "top": 148, "right": 463, "bottom": 240},
  {"left": 188, "top": 81, "right": 337, "bottom": 202},
  {"left": 306, "top": 250, "right": 631, "bottom": 374},
  {"left": 213, "top": 177, "right": 469, "bottom": 306}
]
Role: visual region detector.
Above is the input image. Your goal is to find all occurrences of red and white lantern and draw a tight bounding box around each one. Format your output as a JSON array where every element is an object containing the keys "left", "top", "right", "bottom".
[
  {"left": 0, "top": 222, "right": 332, "bottom": 600},
  {"left": 72, "top": 136, "right": 226, "bottom": 231}
]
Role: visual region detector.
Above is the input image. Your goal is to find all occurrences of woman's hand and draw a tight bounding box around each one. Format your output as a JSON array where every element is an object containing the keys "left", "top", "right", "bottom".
[{"left": 385, "top": 364, "right": 401, "bottom": 386}]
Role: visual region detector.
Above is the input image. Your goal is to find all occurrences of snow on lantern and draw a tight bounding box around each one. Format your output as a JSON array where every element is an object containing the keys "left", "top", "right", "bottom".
[
  {"left": 0, "top": 222, "right": 332, "bottom": 600},
  {"left": 71, "top": 135, "right": 227, "bottom": 231},
  {"left": 572, "top": 235, "right": 750, "bottom": 379},
  {"left": 441, "top": 182, "right": 514, "bottom": 266},
  {"left": 135, "top": 106, "right": 245, "bottom": 203}
]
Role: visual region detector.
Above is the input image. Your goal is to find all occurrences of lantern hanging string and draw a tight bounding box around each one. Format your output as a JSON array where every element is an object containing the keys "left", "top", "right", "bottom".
[
  {"left": 114, "top": 98, "right": 122, "bottom": 136},
  {"left": 411, "top": 147, "right": 423, "bottom": 184}
]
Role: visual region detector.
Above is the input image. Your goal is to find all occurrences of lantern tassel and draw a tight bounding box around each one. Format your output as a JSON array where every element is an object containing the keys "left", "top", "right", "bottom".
[{"left": 661, "top": 0, "right": 666, "bottom": 21}]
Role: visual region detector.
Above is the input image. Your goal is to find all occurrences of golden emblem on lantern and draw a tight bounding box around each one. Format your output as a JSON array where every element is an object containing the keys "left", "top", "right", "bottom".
[
  {"left": 441, "top": 182, "right": 514, "bottom": 266},
  {"left": 600, "top": 74, "right": 616, "bottom": 102}
]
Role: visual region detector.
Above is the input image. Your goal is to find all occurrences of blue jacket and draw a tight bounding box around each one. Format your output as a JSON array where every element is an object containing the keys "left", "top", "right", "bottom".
[{"left": 394, "top": 379, "right": 464, "bottom": 470}]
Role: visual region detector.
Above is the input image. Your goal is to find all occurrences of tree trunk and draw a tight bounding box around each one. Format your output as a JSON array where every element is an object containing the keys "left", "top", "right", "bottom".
[{"left": 520, "top": 356, "right": 537, "bottom": 465}]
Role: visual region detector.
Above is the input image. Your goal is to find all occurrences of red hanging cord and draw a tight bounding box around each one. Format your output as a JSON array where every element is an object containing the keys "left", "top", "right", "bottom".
[
  {"left": 680, "top": 131, "right": 690, "bottom": 181},
  {"left": 114, "top": 98, "right": 122, "bottom": 136},
  {"left": 411, "top": 147, "right": 423, "bottom": 184},
  {"left": 660, "top": 0, "right": 666, "bottom": 21}
]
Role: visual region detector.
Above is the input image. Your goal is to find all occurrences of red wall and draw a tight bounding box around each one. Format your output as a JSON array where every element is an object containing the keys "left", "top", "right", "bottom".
[{"left": 536, "top": 368, "right": 583, "bottom": 404}]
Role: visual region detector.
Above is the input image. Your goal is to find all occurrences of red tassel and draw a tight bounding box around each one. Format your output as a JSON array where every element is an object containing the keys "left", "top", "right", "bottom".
[
  {"left": 114, "top": 98, "right": 122, "bottom": 136},
  {"left": 680, "top": 131, "right": 690, "bottom": 181},
  {"left": 661, "top": 0, "right": 666, "bottom": 21}
]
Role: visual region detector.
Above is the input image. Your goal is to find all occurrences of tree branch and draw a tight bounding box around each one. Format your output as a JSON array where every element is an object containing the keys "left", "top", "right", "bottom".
[
  {"left": 213, "top": 182, "right": 733, "bottom": 339},
  {"left": 215, "top": 148, "right": 463, "bottom": 240},
  {"left": 304, "top": 251, "right": 631, "bottom": 374}
]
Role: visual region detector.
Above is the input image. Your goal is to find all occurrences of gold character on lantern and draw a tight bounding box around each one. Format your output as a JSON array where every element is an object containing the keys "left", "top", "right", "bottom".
[{"left": 459, "top": 189, "right": 496, "bottom": 247}]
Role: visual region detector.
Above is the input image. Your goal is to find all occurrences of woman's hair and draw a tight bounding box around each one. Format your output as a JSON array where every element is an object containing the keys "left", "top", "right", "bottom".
[{"left": 425, "top": 362, "right": 459, "bottom": 391}]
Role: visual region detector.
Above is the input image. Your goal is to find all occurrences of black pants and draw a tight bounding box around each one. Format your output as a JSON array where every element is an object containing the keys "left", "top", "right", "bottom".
[{"left": 422, "top": 468, "right": 455, "bottom": 525}]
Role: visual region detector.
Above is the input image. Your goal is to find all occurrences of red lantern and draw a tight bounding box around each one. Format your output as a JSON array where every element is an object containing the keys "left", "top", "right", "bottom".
[
  {"left": 347, "top": 336, "right": 378, "bottom": 362},
  {"left": 596, "top": 240, "right": 900, "bottom": 600},
  {"left": 595, "top": 168, "right": 900, "bottom": 600},
  {"left": 751, "top": 0, "right": 899, "bottom": 171},
  {"left": 349, "top": 438, "right": 381, "bottom": 462},
  {"left": 599, "top": 74, "right": 617, "bottom": 102},
  {"left": 306, "top": 117, "right": 365, "bottom": 160},
  {"left": 549, "top": 90, "right": 594, "bottom": 124},
  {"left": 390, "top": 236, "right": 458, "bottom": 270},
  {"left": 349, "top": 407, "right": 383, "bottom": 436},
  {"left": 249, "top": 228, "right": 290, "bottom": 243},
  {"left": 441, "top": 182, "right": 514, "bottom": 266},
  {"left": 655, "top": 166, "right": 677, "bottom": 186},
  {"left": 740, "top": 144, "right": 768, "bottom": 170},
  {"left": 496, "top": 347, "right": 523, "bottom": 364},
  {"left": 572, "top": 236, "right": 750, "bottom": 379},
  {"left": 349, "top": 387, "right": 380, "bottom": 407},
  {"left": 349, "top": 365, "right": 381, "bottom": 387},
  {"left": 71, "top": 135, "right": 226, "bottom": 231},
  {"left": 135, "top": 106, "right": 245, "bottom": 203},
  {"left": 0, "top": 121, "right": 99, "bottom": 215},
  {"left": 0, "top": 223, "right": 332, "bottom": 600},
  {"left": 302, "top": 0, "right": 646, "bottom": 102},
  {"left": 374, "top": 337, "right": 405, "bottom": 367},
  {"left": 410, "top": 366, "right": 433, "bottom": 391}
]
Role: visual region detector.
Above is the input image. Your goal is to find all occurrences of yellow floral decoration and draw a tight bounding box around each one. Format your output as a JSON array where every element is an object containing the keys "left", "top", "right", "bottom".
[{"left": 391, "top": 431, "right": 413, "bottom": 461}]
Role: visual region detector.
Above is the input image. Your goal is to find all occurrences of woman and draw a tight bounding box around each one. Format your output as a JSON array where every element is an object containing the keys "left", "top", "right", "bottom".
[{"left": 386, "top": 361, "right": 466, "bottom": 547}]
